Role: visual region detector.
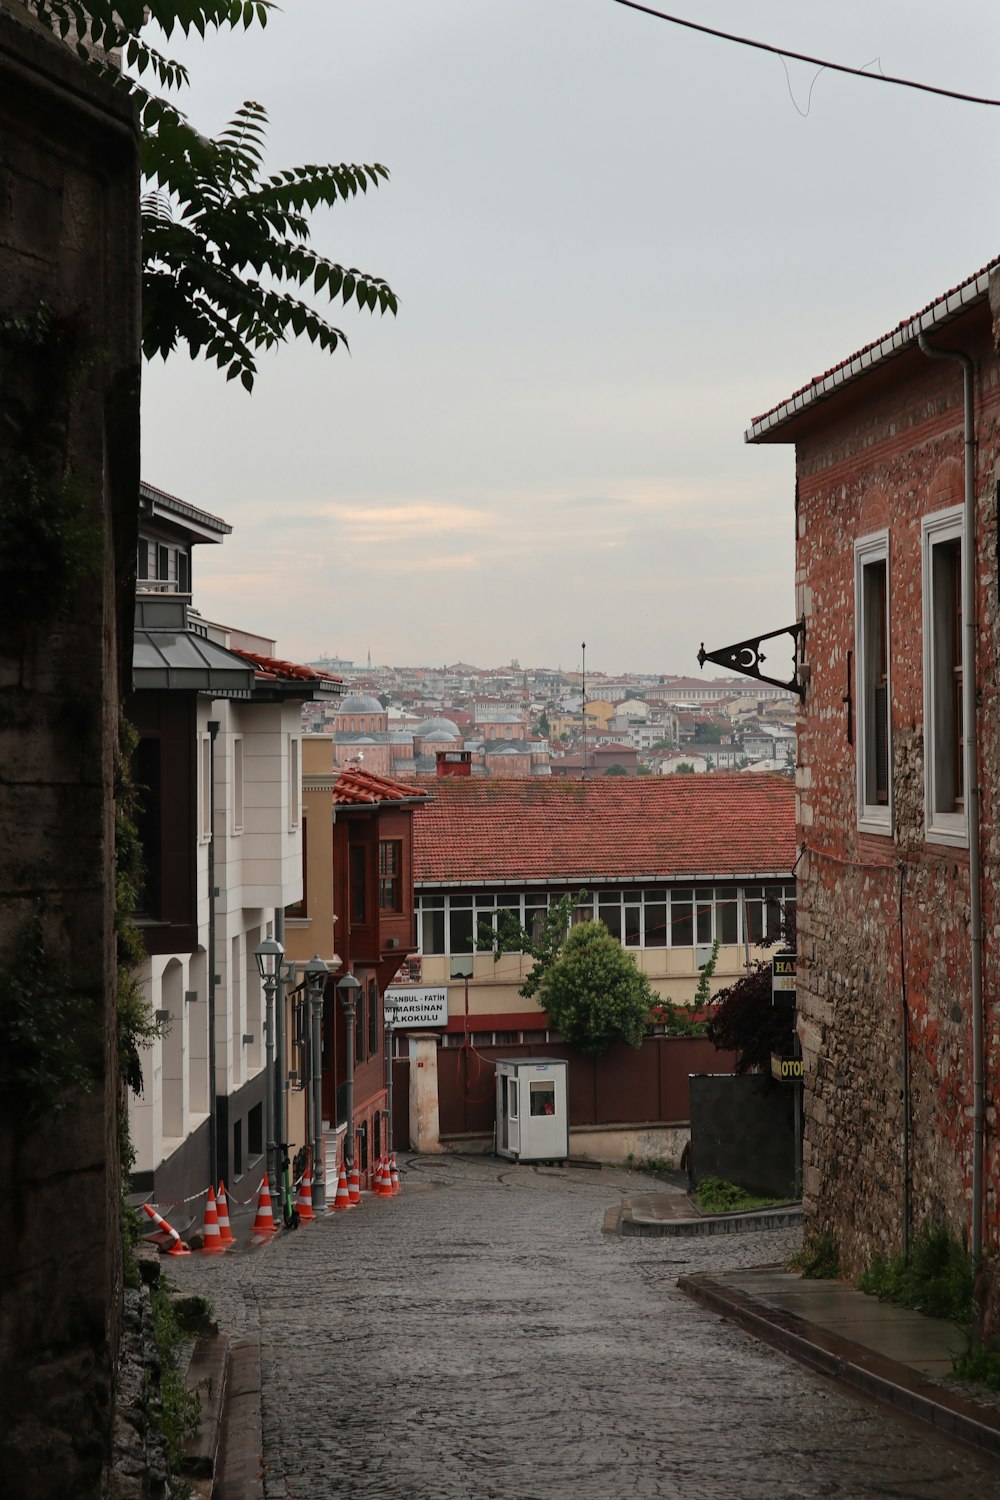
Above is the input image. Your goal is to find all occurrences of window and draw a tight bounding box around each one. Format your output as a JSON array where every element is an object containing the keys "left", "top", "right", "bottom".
[
  {"left": 157, "top": 543, "right": 169, "bottom": 583},
  {"left": 922, "top": 507, "right": 967, "bottom": 845},
  {"left": 288, "top": 736, "right": 300, "bottom": 829},
  {"left": 854, "top": 532, "right": 892, "bottom": 832},
  {"left": 177, "top": 550, "right": 190, "bottom": 594},
  {"left": 529, "top": 1081, "right": 556, "bottom": 1116},
  {"left": 285, "top": 817, "right": 308, "bottom": 919},
  {"left": 137, "top": 540, "right": 149, "bottom": 581},
  {"left": 379, "top": 840, "right": 402, "bottom": 911},
  {"left": 350, "top": 845, "right": 367, "bottom": 924},
  {"left": 368, "top": 978, "right": 378, "bottom": 1056},
  {"left": 356, "top": 984, "right": 366, "bottom": 1064},
  {"left": 232, "top": 737, "right": 244, "bottom": 833}
]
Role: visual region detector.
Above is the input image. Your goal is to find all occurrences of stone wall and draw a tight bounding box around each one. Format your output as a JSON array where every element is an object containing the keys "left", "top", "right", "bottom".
[
  {"left": 791, "top": 298, "right": 1000, "bottom": 1276},
  {"left": 0, "top": 5, "right": 140, "bottom": 1494}
]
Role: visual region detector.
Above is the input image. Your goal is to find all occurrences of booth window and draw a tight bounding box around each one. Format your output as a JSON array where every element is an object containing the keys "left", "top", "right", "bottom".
[
  {"left": 530, "top": 1082, "right": 556, "bottom": 1116},
  {"left": 509, "top": 1080, "right": 518, "bottom": 1119}
]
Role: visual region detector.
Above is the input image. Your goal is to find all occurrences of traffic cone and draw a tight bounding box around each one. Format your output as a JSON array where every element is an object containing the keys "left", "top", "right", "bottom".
[
  {"left": 216, "top": 1181, "right": 235, "bottom": 1244},
  {"left": 296, "top": 1161, "right": 315, "bottom": 1222},
  {"left": 376, "top": 1156, "right": 393, "bottom": 1198},
  {"left": 251, "top": 1178, "right": 277, "bottom": 1235},
  {"left": 332, "top": 1165, "right": 352, "bottom": 1211},
  {"left": 200, "top": 1185, "right": 227, "bottom": 1253},
  {"left": 141, "top": 1201, "right": 190, "bottom": 1256},
  {"left": 390, "top": 1154, "right": 401, "bottom": 1195},
  {"left": 348, "top": 1161, "right": 361, "bottom": 1206}
]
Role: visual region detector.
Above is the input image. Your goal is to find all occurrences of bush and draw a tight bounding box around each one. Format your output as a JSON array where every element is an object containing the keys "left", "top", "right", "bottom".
[
  {"left": 858, "top": 1223, "right": 973, "bottom": 1324},
  {"left": 789, "top": 1232, "right": 840, "bottom": 1280}
]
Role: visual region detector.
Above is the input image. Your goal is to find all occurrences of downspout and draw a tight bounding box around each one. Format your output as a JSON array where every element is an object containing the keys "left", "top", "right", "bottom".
[
  {"left": 207, "top": 719, "right": 220, "bottom": 1188},
  {"left": 917, "top": 334, "right": 983, "bottom": 1276}
]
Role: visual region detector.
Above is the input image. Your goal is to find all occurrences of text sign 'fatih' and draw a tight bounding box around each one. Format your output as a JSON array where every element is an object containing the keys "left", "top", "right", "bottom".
[
  {"left": 772, "top": 953, "right": 797, "bottom": 1004},
  {"left": 385, "top": 987, "right": 448, "bottom": 1029}
]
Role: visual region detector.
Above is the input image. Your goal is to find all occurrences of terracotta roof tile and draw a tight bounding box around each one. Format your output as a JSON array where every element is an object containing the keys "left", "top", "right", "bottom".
[
  {"left": 231, "top": 648, "right": 343, "bottom": 686},
  {"left": 412, "top": 774, "right": 795, "bottom": 884},
  {"left": 334, "top": 768, "right": 433, "bottom": 807}
]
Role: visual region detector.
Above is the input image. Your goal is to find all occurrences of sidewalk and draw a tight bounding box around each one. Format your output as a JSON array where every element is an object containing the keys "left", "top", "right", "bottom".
[{"left": 679, "top": 1264, "right": 1000, "bottom": 1461}]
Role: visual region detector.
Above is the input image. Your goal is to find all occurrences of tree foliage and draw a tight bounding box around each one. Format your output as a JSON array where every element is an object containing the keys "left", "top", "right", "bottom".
[
  {"left": 538, "top": 921, "right": 656, "bottom": 1057},
  {"left": 29, "top": 0, "right": 398, "bottom": 389}
]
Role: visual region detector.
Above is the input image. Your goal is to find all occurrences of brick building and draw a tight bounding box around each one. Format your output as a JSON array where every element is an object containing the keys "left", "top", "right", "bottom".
[
  {"left": 410, "top": 773, "right": 796, "bottom": 1041},
  {"left": 747, "top": 256, "right": 1000, "bottom": 1285}
]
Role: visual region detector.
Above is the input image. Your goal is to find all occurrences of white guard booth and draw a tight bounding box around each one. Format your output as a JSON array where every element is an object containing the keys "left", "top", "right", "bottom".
[{"left": 495, "top": 1058, "right": 569, "bottom": 1163}]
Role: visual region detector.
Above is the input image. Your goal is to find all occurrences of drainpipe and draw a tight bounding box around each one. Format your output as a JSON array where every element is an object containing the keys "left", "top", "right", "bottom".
[
  {"left": 274, "top": 906, "right": 287, "bottom": 1166},
  {"left": 917, "top": 334, "right": 983, "bottom": 1276},
  {"left": 207, "top": 719, "right": 220, "bottom": 1188}
]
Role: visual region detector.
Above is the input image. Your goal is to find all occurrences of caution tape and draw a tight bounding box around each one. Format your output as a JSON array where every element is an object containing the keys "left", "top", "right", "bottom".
[{"left": 145, "top": 1185, "right": 210, "bottom": 1209}]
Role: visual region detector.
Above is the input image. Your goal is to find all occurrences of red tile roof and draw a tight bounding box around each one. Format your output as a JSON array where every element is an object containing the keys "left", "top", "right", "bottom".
[
  {"left": 334, "top": 768, "right": 433, "bottom": 807},
  {"left": 412, "top": 774, "right": 795, "bottom": 884},
  {"left": 231, "top": 648, "right": 343, "bottom": 687}
]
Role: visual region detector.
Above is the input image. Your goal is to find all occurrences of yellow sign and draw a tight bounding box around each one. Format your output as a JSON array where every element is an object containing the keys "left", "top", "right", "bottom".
[{"left": 771, "top": 1053, "right": 804, "bottom": 1082}]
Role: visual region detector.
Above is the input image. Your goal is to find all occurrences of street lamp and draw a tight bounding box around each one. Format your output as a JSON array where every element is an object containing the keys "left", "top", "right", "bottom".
[
  {"left": 383, "top": 989, "right": 399, "bottom": 1159},
  {"left": 304, "top": 955, "right": 330, "bottom": 1212},
  {"left": 254, "top": 936, "right": 284, "bottom": 1193},
  {"left": 337, "top": 973, "right": 361, "bottom": 1172}
]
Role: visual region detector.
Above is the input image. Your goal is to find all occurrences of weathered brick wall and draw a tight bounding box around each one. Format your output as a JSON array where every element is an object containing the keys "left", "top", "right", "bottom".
[
  {"left": 793, "top": 307, "right": 1000, "bottom": 1276},
  {"left": 0, "top": 5, "right": 139, "bottom": 1493}
]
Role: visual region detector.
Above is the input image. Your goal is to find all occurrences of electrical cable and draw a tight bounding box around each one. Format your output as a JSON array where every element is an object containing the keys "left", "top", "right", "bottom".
[{"left": 612, "top": 1, "right": 1000, "bottom": 109}]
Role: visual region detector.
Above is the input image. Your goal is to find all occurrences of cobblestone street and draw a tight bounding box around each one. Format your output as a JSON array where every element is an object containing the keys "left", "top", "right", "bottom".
[{"left": 169, "top": 1156, "right": 1000, "bottom": 1498}]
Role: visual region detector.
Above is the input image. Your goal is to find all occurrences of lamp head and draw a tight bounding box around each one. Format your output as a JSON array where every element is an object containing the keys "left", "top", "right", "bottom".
[{"left": 255, "top": 936, "right": 284, "bottom": 981}]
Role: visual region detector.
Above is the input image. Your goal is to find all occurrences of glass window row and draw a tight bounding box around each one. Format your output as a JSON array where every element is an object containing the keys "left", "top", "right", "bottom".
[{"left": 416, "top": 885, "right": 795, "bottom": 956}]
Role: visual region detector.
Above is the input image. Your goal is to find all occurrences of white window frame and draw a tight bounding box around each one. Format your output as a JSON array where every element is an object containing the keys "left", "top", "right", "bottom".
[
  {"left": 232, "top": 736, "right": 244, "bottom": 835},
  {"left": 922, "top": 505, "right": 968, "bottom": 847},
  {"left": 288, "top": 735, "right": 300, "bottom": 830},
  {"left": 854, "top": 530, "right": 893, "bottom": 835}
]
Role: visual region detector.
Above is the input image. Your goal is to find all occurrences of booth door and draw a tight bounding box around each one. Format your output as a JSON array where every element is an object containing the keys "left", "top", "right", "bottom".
[{"left": 508, "top": 1076, "right": 520, "bottom": 1154}]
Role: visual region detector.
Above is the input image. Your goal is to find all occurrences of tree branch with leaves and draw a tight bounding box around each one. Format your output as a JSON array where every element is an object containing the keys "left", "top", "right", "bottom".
[{"left": 29, "top": 0, "right": 398, "bottom": 388}]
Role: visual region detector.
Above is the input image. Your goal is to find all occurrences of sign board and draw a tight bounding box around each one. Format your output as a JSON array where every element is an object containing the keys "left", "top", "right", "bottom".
[
  {"left": 772, "top": 953, "right": 797, "bottom": 1004},
  {"left": 384, "top": 986, "right": 448, "bottom": 1029},
  {"left": 771, "top": 1052, "right": 804, "bottom": 1083}
]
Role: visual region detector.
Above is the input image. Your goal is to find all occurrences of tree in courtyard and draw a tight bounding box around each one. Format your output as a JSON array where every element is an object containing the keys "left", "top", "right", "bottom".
[
  {"left": 479, "top": 894, "right": 656, "bottom": 1057},
  {"left": 30, "top": 0, "right": 397, "bottom": 389},
  {"left": 538, "top": 921, "right": 656, "bottom": 1056},
  {"left": 604, "top": 763, "right": 627, "bottom": 776}
]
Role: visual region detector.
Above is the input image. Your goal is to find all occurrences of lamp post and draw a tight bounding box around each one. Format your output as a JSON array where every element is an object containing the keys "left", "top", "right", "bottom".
[
  {"left": 337, "top": 973, "right": 361, "bottom": 1170},
  {"left": 383, "top": 989, "right": 399, "bottom": 1159},
  {"left": 254, "top": 936, "right": 284, "bottom": 1193},
  {"left": 304, "top": 955, "right": 330, "bottom": 1212}
]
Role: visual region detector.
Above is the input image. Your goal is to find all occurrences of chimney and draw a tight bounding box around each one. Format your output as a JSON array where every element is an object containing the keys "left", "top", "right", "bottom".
[{"left": 436, "top": 749, "right": 472, "bottom": 777}]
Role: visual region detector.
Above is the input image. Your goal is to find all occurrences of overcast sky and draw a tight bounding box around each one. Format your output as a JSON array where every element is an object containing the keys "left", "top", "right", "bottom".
[{"left": 140, "top": 1, "right": 1000, "bottom": 677}]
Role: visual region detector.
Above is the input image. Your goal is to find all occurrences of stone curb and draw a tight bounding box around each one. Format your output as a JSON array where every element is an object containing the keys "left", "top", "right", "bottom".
[
  {"left": 180, "top": 1331, "right": 228, "bottom": 1482},
  {"left": 619, "top": 1201, "right": 803, "bottom": 1237},
  {"left": 214, "top": 1337, "right": 264, "bottom": 1499},
  {"left": 678, "top": 1273, "right": 1000, "bottom": 1461}
]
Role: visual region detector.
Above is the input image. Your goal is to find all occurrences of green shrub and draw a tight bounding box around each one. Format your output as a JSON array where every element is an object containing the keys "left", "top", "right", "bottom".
[
  {"left": 789, "top": 1231, "right": 840, "bottom": 1280},
  {"left": 150, "top": 1281, "right": 202, "bottom": 1472},
  {"left": 858, "top": 1223, "right": 973, "bottom": 1324},
  {"left": 695, "top": 1175, "right": 782, "bottom": 1215}
]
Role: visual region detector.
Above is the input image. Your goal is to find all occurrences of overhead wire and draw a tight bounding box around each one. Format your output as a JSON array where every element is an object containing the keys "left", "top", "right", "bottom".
[{"left": 612, "top": 1, "right": 1000, "bottom": 110}]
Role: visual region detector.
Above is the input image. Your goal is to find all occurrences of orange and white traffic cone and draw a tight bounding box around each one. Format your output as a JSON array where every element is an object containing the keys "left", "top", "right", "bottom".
[
  {"left": 251, "top": 1178, "right": 277, "bottom": 1235},
  {"left": 200, "top": 1185, "right": 228, "bottom": 1253},
  {"left": 332, "top": 1165, "right": 352, "bottom": 1211},
  {"left": 377, "top": 1156, "right": 393, "bottom": 1198},
  {"left": 348, "top": 1161, "right": 361, "bottom": 1206},
  {"left": 141, "top": 1202, "right": 190, "bottom": 1256},
  {"left": 390, "top": 1153, "right": 401, "bottom": 1195},
  {"left": 296, "top": 1161, "right": 315, "bottom": 1222},
  {"left": 216, "top": 1181, "right": 235, "bottom": 1245}
]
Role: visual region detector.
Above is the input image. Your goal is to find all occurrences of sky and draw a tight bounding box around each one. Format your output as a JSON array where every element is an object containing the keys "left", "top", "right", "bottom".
[{"left": 140, "top": 1, "right": 1000, "bottom": 677}]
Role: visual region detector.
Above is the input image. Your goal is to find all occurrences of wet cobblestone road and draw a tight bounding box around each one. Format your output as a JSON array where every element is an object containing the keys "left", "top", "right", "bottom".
[{"left": 169, "top": 1155, "right": 1000, "bottom": 1498}]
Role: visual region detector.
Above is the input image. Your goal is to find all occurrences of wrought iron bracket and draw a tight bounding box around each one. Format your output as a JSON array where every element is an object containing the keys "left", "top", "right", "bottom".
[{"left": 697, "top": 619, "right": 806, "bottom": 699}]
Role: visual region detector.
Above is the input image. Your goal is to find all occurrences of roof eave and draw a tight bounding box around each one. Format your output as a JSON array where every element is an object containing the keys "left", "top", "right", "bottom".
[{"left": 745, "top": 267, "right": 993, "bottom": 445}]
